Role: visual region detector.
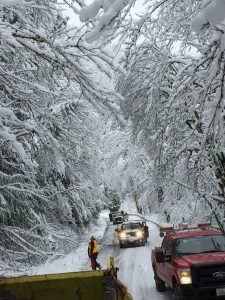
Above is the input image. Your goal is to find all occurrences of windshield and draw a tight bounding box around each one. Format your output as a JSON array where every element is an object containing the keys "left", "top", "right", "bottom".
[
  {"left": 113, "top": 212, "right": 121, "bottom": 216},
  {"left": 110, "top": 207, "right": 118, "bottom": 212},
  {"left": 122, "top": 223, "right": 141, "bottom": 230},
  {"left": 174, "top": 234, "right": 225, "bottom": 256}
]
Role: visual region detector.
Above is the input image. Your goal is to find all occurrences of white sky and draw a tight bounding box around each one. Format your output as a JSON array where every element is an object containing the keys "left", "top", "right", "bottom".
[{"left": 64, "top": 0, "right": 145, "bottom": 27}]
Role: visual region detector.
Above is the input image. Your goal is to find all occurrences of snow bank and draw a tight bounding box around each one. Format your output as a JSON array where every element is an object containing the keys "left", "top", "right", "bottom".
[
  {"left": 32, "top": 211, "right": 108, "bottom": 275},
  {"left": 4, "top": 211, "right": 108, "bottom": 277}
]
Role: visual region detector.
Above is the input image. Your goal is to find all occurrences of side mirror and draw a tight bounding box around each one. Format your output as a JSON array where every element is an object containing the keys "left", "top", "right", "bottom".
[
  {"left": 115, "top": 229, "right": 118, "bottom": 232},
  {"left": 155, "top": 250, "right": 164, "bottom": 263},
  {"left": 159, "top": 232, "right": 164, "bottom": 237}
]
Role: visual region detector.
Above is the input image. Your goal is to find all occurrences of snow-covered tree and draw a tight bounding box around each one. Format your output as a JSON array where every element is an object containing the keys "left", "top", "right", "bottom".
[
  {"left": 115, "top": 0, "right": 225, "bottom": 227},
  {"left": 0, "top": 0, "right": 121, "bottom": 269}
]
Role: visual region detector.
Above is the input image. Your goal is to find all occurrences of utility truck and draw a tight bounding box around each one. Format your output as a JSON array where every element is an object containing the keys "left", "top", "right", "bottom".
[
  {"left": 152, "top": 223, "right": 225, "bottom": 300},
  {"left": 0, "top": 258, "right": 132, "bottom": 300},
  {"left": 108, "top": 205, "right": 120, "bottom": 222},
  {"left": 112, "top": 211, "right": 128, "bottom": 225},
  {"left": 115, "top": 221, "right": 149, "bottom": 248}
]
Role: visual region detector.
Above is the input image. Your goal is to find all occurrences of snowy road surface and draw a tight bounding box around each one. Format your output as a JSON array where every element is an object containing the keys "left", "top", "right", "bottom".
[
  {"left": 98, "top": 213, "right": 172, "bottom": 300},
  {"left": 12, "top": 210, "right": 172, "bottom": 300}
]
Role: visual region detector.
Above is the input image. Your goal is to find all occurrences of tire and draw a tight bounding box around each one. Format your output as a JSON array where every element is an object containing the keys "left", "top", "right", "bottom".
[
  {"left": 119, "top": 243, "right": 123, "bottom": 248},
  {"left": 174, "top": 284, "right": 184, "bottom": 300},
  {"left": 154, "top": 272, "right": 166, "bottom": 292}
]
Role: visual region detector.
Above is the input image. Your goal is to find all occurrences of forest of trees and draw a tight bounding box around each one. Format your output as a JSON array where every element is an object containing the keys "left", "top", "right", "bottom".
[{"left": 0, "top": 0, "right": 225, "bottom": 270}]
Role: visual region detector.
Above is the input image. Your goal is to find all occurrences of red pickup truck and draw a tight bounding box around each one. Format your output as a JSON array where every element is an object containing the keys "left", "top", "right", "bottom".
[{"left": 151, "top": 224, "right": 225, "bottom": 300}]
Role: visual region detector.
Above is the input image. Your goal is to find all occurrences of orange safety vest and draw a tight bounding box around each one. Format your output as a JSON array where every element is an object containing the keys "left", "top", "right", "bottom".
[{"left": 88, "top": 239, "right": 99, "bottom": 254}]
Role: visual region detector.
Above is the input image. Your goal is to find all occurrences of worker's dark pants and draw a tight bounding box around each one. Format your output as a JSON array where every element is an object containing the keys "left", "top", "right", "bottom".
[{"left": 91, "top": 253, "right": 100, "bottom": 270}]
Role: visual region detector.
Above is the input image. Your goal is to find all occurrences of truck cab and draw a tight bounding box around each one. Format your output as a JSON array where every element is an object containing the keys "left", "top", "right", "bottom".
[
  {"left": 108, "top": 205, "right": 120, "bottom": 222},
  {"left": 112, "top": 211, "right": 128, "bottom": 225},
  {"left": 116, "top": 221, "right": 149, "bottom": 248},
  {"left": 151, "top": 223, "right": 225, "bottom": 300}
]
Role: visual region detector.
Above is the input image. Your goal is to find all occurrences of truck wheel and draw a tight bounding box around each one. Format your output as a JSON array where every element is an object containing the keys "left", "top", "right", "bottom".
[
  {"left": 154, "top": 272, "right": 166, "bottom": 292},
  {"left": 174, "top": 284, "right": 184, "bottom": 300}
]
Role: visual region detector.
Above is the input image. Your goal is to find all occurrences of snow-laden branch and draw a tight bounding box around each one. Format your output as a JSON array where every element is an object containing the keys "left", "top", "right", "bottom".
[
  {"left": 192, "top": 0, "right": 225, "bottom": 31},
  {"left": 79, "top": 0, "right": 133, "bottom": 43},
  {"left": 0, "top": 0, "right": 34, "bottom": 7}
]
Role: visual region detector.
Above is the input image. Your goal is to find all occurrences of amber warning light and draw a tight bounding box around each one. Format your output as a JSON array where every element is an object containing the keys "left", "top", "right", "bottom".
[
  {"left": 197, "top": 223, "right": 211, "bottom": 228},
  {"left": 160, "top": 226, "right": 174, "bottom": 232}
]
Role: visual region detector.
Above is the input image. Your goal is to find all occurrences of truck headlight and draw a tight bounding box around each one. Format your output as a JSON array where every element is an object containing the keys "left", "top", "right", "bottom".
[
  {"left": 177, "top": 268, "right": 192, "bottom": 285},
  {"left": 120, "top": 232, "right": 127, "bottom": 239},
  {"left": 136, "top": 230, "right": 143, "bottom": 238}
]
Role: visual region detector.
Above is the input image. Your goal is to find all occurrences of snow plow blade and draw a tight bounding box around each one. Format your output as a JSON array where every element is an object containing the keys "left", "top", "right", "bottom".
[{"left": 0, "top": 259, "right": 132, "bottom": 300}]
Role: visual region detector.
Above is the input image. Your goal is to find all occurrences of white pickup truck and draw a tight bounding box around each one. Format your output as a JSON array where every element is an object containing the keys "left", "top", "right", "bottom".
[{"left": 115, "top": 221, "right": 149, "bottom": 248}]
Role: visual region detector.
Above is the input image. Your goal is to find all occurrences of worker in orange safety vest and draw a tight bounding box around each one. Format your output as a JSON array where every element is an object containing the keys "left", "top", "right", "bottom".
[{"left": 88, "top": 236, "right": 102, "bottom": 270}]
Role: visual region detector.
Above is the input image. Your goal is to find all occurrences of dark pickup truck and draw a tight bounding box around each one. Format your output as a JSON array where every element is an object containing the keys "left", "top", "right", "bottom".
[
  {"left": 151, "top": 223, "right": 225, "bottom": 300},
  {"left": 112, "top": 211, "right": 128, "bottom": 225},
  {"left": 108, "top": 205, "right": 120, "bottom": 222}
]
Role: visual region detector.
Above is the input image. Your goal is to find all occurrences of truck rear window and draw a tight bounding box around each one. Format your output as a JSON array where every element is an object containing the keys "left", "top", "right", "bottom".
[{"left": 174, "top": 234, "right": 225, "bottom": 256}]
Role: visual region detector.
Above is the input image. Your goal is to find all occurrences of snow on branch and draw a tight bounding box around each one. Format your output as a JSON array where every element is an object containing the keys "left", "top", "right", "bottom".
[
  {"left": 0, "top": 0, "right": 35, "bottom": 7},
  {"left": 192, "top": 0, "right": 225, "bottom": 31},
  {"left": 79, "top": 0, "right": 129, "bottom": 42}
]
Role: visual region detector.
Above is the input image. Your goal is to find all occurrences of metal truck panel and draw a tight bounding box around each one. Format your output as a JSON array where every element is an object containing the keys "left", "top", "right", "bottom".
[{"left": 0, "top": 269, "right": 132, "bottom": 300}]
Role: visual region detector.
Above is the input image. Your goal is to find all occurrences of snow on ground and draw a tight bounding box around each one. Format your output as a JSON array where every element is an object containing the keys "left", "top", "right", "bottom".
[
  {"left": 31, "top": 210, "right": 108, "bottom": 275},
  {"left": 97, "top": 211, "right": 172, "bottom": 300},
  {"left": 2, "top": 211, "right": 108, "bottom": 277},
  {"left": 2, "top": 206, "right": 173, "bottom": 300},
  {"left": 114, "top": 220, "right": 171, "bottom": 300}
]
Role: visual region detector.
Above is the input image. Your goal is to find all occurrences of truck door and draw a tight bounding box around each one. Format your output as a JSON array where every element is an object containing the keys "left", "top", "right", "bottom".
[
  {"left": 156, "top": 238, "right": 168, "bottom": 282},
  {"left": 162, "top": 239, "right": 173, "bottom": 287},
  {"left": 159, "top": 238, "right": 173, "bottom": 284}
]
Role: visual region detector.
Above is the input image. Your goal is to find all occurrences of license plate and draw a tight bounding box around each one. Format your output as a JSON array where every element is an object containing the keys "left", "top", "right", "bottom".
[{"left": 216, "top": 288, "right": 225, "bottom": 296}]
